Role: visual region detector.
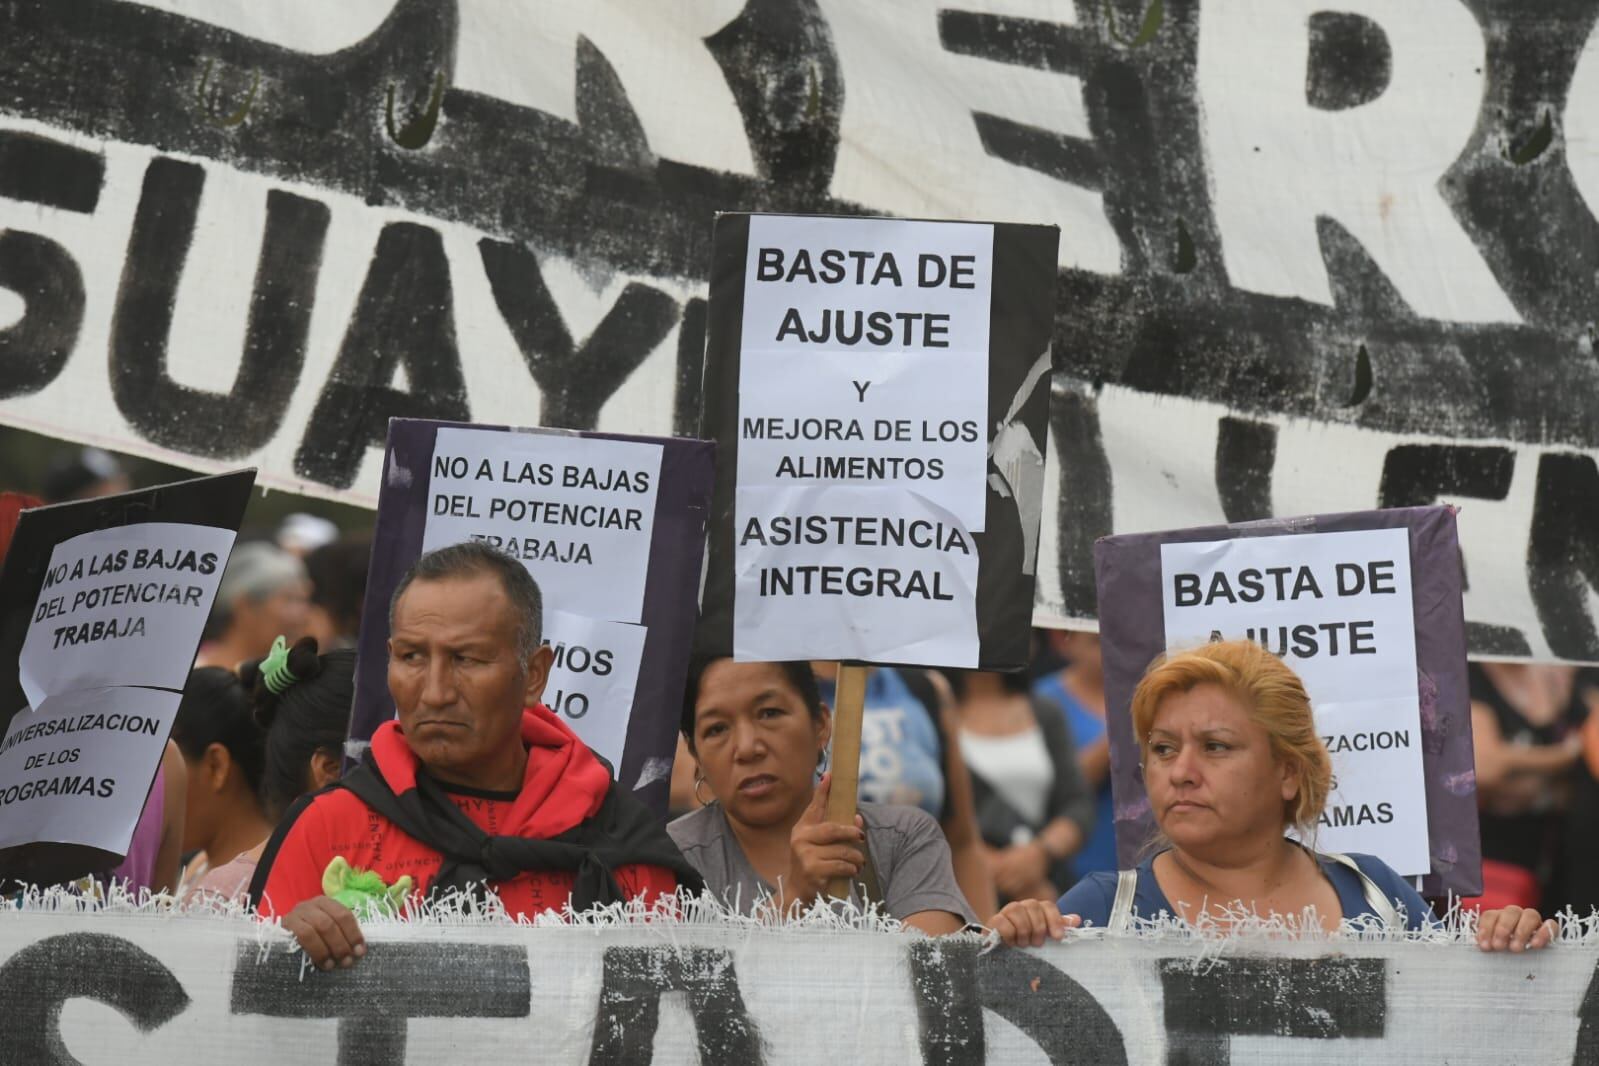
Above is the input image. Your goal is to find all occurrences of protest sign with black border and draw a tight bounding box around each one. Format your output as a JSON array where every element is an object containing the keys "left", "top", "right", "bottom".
[
  {"left": 1094, "top": 505, "right": 1480, "bottom": 897},
  {"left": 349, "top": 419, "right": 714, "bottom": 817},
  {"left": 0, "top": 469, "right": 255, "bottom": 886},
  {"left": 697, "top": 212, "right": 1059, "bottom": 671}
]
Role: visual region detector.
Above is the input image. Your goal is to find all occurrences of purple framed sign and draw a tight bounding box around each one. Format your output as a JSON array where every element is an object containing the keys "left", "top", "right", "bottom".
[
  {"left": 349, "top": 419, "right": 714, "bottom": 818},
  {"left": 1094, "top": 505, "right": 1480, "bottom": 898}
]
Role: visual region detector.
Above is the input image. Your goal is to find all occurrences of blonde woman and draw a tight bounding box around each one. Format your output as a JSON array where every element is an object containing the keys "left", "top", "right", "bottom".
[{"left": 993, "top": 641, "right": 1554, "bottom": 953}]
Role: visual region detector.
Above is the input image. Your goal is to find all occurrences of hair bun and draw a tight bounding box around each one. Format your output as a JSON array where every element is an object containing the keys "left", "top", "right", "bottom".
[
  {"left": 286, "top": 635, "right": 324, "bottom": 682},
  {"left": 246, "top": 635, "right": 324, "bottom": 729},
  {"left": 237, "top": 656, "right": 263, "bottom": 692}
]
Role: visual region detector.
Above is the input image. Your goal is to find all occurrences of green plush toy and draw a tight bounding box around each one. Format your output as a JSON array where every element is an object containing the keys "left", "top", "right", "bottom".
[{"left": 322, "top": 857, "right": 413, "bottom": 919}]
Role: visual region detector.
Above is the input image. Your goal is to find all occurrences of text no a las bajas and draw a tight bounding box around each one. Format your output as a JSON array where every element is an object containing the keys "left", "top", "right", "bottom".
[{"left": 1, "top": 514, "right": 239, "bottom": 857}]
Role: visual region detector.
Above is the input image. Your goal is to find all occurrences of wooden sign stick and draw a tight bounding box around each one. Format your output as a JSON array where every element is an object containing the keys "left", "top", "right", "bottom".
[{"left": 824, "top": 661, "right": 869, "bottom": 901}]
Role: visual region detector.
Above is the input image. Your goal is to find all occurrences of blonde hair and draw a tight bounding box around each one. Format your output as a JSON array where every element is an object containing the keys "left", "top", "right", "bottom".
[{"left": 1131, "top": 640, "right": 1331, "bottom": 834}]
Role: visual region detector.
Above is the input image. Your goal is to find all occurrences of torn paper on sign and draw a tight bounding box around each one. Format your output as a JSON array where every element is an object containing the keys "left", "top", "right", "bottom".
[{"left": 540, "top": 610, "right": 647, "bottom": 774}]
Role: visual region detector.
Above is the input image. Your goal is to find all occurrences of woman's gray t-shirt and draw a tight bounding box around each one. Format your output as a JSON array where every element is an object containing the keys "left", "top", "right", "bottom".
[{"left": 667, "top": 801, "right": 975, "bottom": 923}]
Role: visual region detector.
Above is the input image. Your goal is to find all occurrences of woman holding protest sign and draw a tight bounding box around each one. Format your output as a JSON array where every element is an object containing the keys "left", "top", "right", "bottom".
[
  {"left": 670, "top": 657, "right": 974, "bottom": 933},
  {"left": 991, "top": 641, "right": 1555, "bottom": 952}
]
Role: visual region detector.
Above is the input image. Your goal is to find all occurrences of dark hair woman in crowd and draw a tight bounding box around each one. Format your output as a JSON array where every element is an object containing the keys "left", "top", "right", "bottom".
[
  {"left": 993, "top": 640, "right": 1553, "bottom": 952},
  {"left": 948, "top": 667, "right": 1094, "bottom": 904},
  {"left": 171, "top": 667, "right": 269, "bottom": 902},
  {"left": 173, "top": 636, "right": 350, "bottom": 902},
  {"left": 670, "top": 657, "right": 973, "bottom": 933},
  {"left": 241, "top": 636, "right": 354, "bottom": 824}
]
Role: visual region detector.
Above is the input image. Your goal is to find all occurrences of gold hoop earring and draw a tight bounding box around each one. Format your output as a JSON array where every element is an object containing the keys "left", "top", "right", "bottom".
[{"left": 694, "top": 775, "right": 715, "bottom": 807}]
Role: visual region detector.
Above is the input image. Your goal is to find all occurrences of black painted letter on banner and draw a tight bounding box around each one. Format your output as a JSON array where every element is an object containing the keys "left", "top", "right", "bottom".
[
  {"left": 1576, "top": 956, "right": 1599, "bottom": 1065},
  {"left": 0, "top": 130, "right": 103, "bottom": 213},
  {"left": 0, "top": 124, "right": 98, "bottom": 401},
  {"left": 111, "top": 157, "right": 330, "bottom": 457},
  {"left": 1051, "top": 385, "right": 1114, "bottom": 620},
  {"left": 1305, "top": 11, "right": 1392, "bottom": 112},
  {"left": 1158, "top": 956, "right": 1385, "bottom": 1065},
  {"left": 479, "top": 238, "right": 678, "bottom": 429},
  {"left": 295, "top": 222, "right": 469, "bottom": 488},
  {"left": 674, "top": 297, "right": 707, "bottom": 438},
  {"left": 1529, "top": 453, "right": 1599, "bottom": 661},
  {"left": 909, "top": 939, "right": 1129, "bottom": 1064},
  {"left": 0, "top": 231, "right": 84, "bottom": 400},
  {"left": 1214, "top": 417, "right": 1277, "bottom": 523},
  {"left": 1379, "top": 443, "right": 1528, "bottom": 655},
  {"left": 0, "top": 933, "right": 190, "bottom": 1066},
  {"left": 230, "top": 940, "right": 529, "bottom": 1066},
  {"left": 588, "top": 946, "right": 763, "bottom": 1066},
  {"left": 974, "top": 943, "right": 1128, "bottom": 1065}
]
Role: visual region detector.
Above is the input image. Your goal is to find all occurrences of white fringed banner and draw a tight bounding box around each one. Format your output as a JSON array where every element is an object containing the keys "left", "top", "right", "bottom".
[{"left": 2, "top": 893, "right": 1597, "bottom": 1065}]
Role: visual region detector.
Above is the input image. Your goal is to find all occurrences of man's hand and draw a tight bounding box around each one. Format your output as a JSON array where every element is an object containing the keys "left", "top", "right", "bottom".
[
  {"left": 991, "top": 899, "right": 1080, "bottom": 947},
  {"left": 283, "top": 896, "right": 367, "bottom": 970},
  {"left": 781, "top": 773, "right": 866, "bottom": 911}
]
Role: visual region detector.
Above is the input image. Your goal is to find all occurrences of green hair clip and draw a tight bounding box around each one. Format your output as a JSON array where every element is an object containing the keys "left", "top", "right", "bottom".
[{"left": 261, "top": 635, "right": 297, "bottom": 695}]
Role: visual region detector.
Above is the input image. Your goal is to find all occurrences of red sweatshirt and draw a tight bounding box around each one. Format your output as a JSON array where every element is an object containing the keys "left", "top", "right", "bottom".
[{"left": 255, "top": 705, "right": 678, "bottom": 917}]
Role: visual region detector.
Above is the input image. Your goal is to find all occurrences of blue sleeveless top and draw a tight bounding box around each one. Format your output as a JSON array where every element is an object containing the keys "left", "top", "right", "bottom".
[{"left": 1060, "top": 851, "right": 1434, "bottom": 930}]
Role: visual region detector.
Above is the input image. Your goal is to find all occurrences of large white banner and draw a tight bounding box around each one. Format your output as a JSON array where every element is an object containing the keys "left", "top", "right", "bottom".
[
  {"left": 0, "top": 911, "right": 1596, "bottom": 1065},
  {"left": 3, "top": 2, "right": 1599, "bottom": 661}
]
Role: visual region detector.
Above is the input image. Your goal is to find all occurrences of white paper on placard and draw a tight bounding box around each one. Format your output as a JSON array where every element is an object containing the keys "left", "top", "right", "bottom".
[
  {"left": 422, "top": 427, "right": 663, "bottom": 625},
  {"left": 19, "top": 523, "right": 237, "bottom": 709},
  {"left": 1159, "top": 527, "right": 1430, "bottom": 875},
  {"left": 733, "top": 484, "right": 981, "bottom": 667},
  {"left": 539, "top": 609, "right": 646, "bottom": 774},
  {"left": 736, "top": 215, "right": 994, "bottom": 531},
  {"left": 0, "top": 686, "right": 182, "bottom": 853}
]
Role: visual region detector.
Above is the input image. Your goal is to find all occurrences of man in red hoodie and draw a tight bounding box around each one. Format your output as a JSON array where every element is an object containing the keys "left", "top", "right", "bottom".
[{"left": 252, "top": 542, "right": 698, "bottom": 969}]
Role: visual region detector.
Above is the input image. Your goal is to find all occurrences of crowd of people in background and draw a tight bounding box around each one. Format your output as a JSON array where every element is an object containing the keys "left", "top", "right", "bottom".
[{"left": 0, "top": 446, "right": 1589, "bottom": 956}]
